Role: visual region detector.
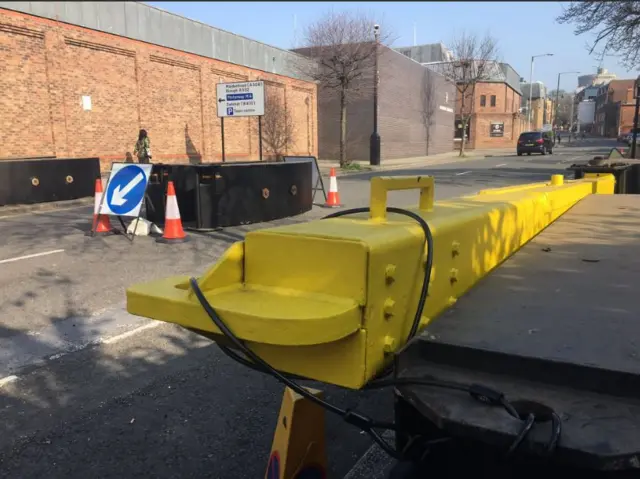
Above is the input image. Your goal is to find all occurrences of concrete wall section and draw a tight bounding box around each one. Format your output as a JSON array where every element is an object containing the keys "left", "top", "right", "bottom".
[
  {"left": 315, "top": 46, "right": 455, "bottom": 162},
  {"left": 316, "top": 85, "right": 373, "bottom": 162},
  {"left": 0, "top": 8, "right": 317, "bottom": 167},
  {"left": 379, "top": 49, "right": 455, "bottom": 158}
]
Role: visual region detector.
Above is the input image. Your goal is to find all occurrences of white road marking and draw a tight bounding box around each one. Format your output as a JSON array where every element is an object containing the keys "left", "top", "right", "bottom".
[
  {"left": 1, "top": 317, "right": 165, "bottom": 390},
  {"left": 0, "top": 249, "right": 64, "bottom": 265},
  {"left": 102, "top": 321, "right": 162, "bottom": 344},
  {"left": 0, "top": 307, "right": 165, "bottom": 379},
  {"left": 495, "top": 163, "right": 507, "bottom": 167},
  {"left": 455, "top": 171, "right": 472, "bottom": 176},
  {"left": 0, "top": 375, "right": 18, "bottom": 388}
]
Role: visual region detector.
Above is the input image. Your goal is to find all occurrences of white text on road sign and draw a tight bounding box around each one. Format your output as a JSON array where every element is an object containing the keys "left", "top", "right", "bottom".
[{"left": 216, "top": 81, "right": 265, "bottom": 117}]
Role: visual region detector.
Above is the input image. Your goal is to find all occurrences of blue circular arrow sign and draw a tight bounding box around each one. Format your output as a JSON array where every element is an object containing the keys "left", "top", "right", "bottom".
[{"left": 106, "top": 164, "right": 148, "bottom": 216}]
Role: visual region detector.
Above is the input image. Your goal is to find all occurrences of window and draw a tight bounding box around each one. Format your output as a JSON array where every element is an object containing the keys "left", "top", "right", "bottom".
[
  {"left": 490, "top": 95, "right": 497, "bottom": 107},
  {"left": 480, "top": 95, "right": 486, "bottom": 107}
]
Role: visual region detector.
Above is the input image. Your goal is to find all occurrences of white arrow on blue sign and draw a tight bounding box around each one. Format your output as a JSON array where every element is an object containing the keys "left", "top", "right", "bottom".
[{"left": 101, "top": 163, "right": 153, "bottom": 217}]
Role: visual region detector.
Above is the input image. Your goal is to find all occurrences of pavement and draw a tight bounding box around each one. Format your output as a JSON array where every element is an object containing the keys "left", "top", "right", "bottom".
[{"left": 0, "top": 138, "right": 616, "bottom": 478}]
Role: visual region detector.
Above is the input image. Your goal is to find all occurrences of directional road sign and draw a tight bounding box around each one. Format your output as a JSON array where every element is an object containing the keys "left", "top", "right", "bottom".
[
  {"left": 216, "top": 81, "right": 265, "bottom": 117},
  {"left": 102, "top": 163, "right": 152, "bottom": 217}
]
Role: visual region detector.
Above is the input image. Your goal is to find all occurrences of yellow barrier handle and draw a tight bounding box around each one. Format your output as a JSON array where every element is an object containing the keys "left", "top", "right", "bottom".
[{"left": 369, "top": 176, "right": 435, "bottom": 221}]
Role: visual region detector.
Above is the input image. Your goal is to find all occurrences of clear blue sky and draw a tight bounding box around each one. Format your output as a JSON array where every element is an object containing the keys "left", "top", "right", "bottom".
[{"left": 147, "top": 1, "right": 640, "bottom": 92}]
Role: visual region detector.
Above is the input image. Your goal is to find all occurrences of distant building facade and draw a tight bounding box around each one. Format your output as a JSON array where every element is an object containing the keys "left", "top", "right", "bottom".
[
  {"left": 594, "top": 79, "right": 636, "bottom": 137},
  {"left": 295, "top": 45, "right": 456, "bottom": 162},
  {"left": 520, "top": 82, "right": 553, "bottom": 130},
  {"left": 427, "top": 61, "right": 524, "bottom": 149},
  {"left": 394, "top": 43, "right": 454, "bottom": 64}
]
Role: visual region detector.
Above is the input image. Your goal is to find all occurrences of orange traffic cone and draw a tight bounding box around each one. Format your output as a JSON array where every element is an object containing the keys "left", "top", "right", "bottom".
[
  {"left": 156, "top": 181, "right": 189, "bottom": 243},
  {"left": 91, "top": 178, "right": 113, "bottom": 235},
  {"left": 323, "top": 168, "right": 342, "bottom": 208}
]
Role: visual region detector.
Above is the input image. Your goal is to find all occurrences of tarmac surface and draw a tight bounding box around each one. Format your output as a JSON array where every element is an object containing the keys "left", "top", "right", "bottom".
[{"left": 0, "top": 138, "right": 615, "bottom": 478}]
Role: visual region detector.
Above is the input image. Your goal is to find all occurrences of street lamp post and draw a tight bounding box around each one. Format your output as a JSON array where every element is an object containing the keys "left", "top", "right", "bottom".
[
  {"left": 369, "top": 24, "right": 381, "bottom": 166},
  {"left": 631, "top": 75, "right": 640, "bottom": 159},
  {"left": 553, "top": 71, "right": 579, "bottom": 136},
  {"left": 528, "top": 53, "right": 553, "bottom": 128}
]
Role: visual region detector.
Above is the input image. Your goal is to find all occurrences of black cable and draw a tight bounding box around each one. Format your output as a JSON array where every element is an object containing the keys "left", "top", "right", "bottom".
[
  {"left": 547, "top": 412, "right": 562, "bottom": 454},
  {"left": 190, "top": 275, "right": 399, "bottom": 461},
  {"left": 322, "top": 206, "right": 433, "bottom": 341},
  {"left": 507, "top": 413, "right": 535, "bottom": 456},
  {"left": 322, "top": 206, "right": 563, "bottom": 455},
  {"left": 366, "top": 378, "right": 522, "bottom": 424},
  {"left": 189, "top": 276, "right": 563, "bottom": 460},
  {"left": 217, "top": 344, "right": 310, "bottom": 381},
  {"left": 188, "top": 205, "right": 562, "bottom": 461}
]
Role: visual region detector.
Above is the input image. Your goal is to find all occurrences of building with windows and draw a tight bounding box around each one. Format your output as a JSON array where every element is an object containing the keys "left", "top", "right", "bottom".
[
  {"left": 520, "top": 82, "right": 554, "bottom": 130},
  {"left": 581, "top": 68, "right": 617, "bottom": 88},
  {"left": 426, "top": 61, "right": 524, "bottom": 149},
  {"left": 594, "top": 79, "right": 636, "bottom": 137}
]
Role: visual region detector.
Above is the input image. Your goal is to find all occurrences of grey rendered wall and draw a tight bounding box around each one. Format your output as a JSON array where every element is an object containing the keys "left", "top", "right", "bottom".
[
  {"left": 379, "top": 48, "right": 455, "bottom": 158},
  {"left": 316, "top": 46, "right": 455, "bottom": 162},
  {"left": 0, "top": 1, "right": 314, "bottom": 79},
  {"left": 316, "top": 82, "right": 373, "bottom": 162}
]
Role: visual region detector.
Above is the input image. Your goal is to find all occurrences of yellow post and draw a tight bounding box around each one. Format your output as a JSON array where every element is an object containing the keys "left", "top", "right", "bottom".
[
  {"left": 265, "top": 387, "right": 327, "bottom": 479},
  {"left": 550, "top": 174, "right": 564, "bottom": 186},
  {"left": 369, "top": 176, "right": 434, "bottom": 221}
]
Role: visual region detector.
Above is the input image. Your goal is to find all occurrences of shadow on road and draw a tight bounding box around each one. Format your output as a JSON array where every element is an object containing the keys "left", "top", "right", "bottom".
[{"left": 0, "top": 205, "right": 391, "bottom": 478}]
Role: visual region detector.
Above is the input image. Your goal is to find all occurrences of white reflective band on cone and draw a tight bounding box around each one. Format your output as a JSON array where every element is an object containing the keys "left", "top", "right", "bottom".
[
  {"left": 165, "top": 194, "right": 181, "bottom": 220},
  {"left": 329, "top": 176, "right": 338, "bottom": 192},
  {"left": 94, "top": 191, "right": 103, "bottom": 214}
]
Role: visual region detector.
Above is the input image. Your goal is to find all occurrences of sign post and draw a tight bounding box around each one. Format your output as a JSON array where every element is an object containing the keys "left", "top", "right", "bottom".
[
  {"left": 216, "top": 81, "right": 265, "bottom": 162},
  {"left": 96, "top": 163, "right": 153, "bottom": 241}
]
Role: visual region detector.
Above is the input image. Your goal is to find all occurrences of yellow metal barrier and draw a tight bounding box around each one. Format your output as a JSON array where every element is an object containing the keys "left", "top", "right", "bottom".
[{"left": 126, "top": 174, "right": 615, "bottom": 389}]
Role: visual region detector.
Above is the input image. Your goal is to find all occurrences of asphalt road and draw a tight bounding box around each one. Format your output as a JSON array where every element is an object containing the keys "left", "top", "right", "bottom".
[{"left": 0, "top": 139, "right": 615, "bottom": 478}]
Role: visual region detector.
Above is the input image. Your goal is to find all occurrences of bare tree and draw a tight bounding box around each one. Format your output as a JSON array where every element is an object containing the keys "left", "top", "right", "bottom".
[
  {"left": 557, "top": 2, "right": 640, "bottom": 70},
  {"left": 293, "top": 11, "right": 392, "bottom": 166},
  {"left": 261, "top": 89, "right": 295, "bottom": 161},
  {"left": 421, "top": 69, "right": 437, "bottom": 156},
  {"left": 549, "top": 90, "right": 575, "bottom": 128},
  {"left": 434, "top": 32, "right": 499, "bottom": 157}
]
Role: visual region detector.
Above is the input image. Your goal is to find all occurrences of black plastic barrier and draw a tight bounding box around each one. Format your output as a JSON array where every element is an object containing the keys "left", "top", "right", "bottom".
[
  {"left": 568, "top": 147, "right": 640, "bottom": 195},
  {"left": 0, "top": 157, "right": 100, "bottom": 206},
  {"left": 568, "top": 164, "right": 635, "bottom": 194},
  {"left": 145, "top": 161, "right": 313, "bottom": 230}
]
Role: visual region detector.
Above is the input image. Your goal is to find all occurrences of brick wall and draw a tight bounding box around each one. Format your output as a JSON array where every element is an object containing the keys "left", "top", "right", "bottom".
[
  {"left": 608, "top": 79, "right": 635, "bottom": 104},
  {"left": 0, "top": 8, "right": 317, "bottom": 170},
  {"left": 619, "top": 104, "right": 636, "bottom": 134},
  {"left": 462, "top": 82, "right": 522, "bottom": 149},
  {"left": 315, "top": 45, "right": 455, "bottom": 162}
]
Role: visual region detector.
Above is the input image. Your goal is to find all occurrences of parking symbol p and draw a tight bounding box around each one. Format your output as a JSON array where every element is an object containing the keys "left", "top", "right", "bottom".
[{"left": 227, "top": 107, "right": 234, "bottom": 116}]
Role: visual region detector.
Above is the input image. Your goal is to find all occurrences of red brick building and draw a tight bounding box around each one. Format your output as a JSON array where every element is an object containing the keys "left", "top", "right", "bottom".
[
  {"left": 594, "top": 79, "right": 636, "bottom": 137},
  {"left": 0, "top": 3, "right": 318, "bottom": 170},
  {"left": 428, "top": 61, "right": 524, "bottom": 149}
]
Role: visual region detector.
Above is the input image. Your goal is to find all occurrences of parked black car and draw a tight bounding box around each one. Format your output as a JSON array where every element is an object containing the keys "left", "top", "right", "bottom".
[{"left": 517, "top": 131, "right": 554, "bottom": 156}]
